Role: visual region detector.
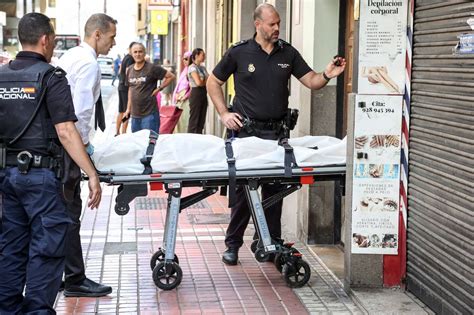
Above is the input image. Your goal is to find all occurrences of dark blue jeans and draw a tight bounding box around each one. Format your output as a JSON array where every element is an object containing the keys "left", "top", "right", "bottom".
[
  {"left": 131, "top": 111, "right": 160, "bottom": 133},
  {"left": 0, "top": 167, "right": 70, "bottom": 314}
]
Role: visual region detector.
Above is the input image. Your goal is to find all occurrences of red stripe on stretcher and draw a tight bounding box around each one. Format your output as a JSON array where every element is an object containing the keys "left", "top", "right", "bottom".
[
  {"left": 150, "top": 174, "right": 162, "bottom": 177},
  {"left": 150, "top": 182, "right": 163, "bottom": 190},
  {"left": 300, "top": 176, "right": 314, "bottom": 185},
  {"left": 300, "top": 168, "right": 315, "bottom": 184}
]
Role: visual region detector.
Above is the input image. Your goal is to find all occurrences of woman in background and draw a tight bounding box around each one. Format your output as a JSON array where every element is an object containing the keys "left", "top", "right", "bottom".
[
  {"left": 187, "top": 48, "right": 208, "bottom": 134},
  {"left": 173, "top": 51, "right": 192, "bottom": 133}
]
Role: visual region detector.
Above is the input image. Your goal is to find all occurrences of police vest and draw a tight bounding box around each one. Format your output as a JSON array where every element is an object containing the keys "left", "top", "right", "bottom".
[{"left": 0, "top": 62, "right": 58, "bottom": 154}]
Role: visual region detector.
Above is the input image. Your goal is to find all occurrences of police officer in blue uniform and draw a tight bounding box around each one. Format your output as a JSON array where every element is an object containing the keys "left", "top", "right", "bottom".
[
  {"left": 207, "top": 3, "right": 346, "bottom": 265},
  {"left": 0, "top": 13, "right": 102, "bottom": 314}
]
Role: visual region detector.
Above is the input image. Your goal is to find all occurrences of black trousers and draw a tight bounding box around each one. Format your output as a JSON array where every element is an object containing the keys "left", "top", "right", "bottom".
[
  {"left": 187, "top": 86, "right": 208, "bottom": 134},
  {"left": 64, "top": 182, "right": 86, "bottom": 285},
  {"left": 225, "top": 128, "right": 286, "bottom": 249},
  {"left": 118, "top": 89, "right": 128, "bottom": 113}
]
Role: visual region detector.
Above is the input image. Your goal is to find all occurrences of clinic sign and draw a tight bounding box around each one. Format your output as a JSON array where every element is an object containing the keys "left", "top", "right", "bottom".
[
  {"left": 358, "top": 0, "right": 408, "bottom": 95},
  {"left": 351, "top": 0, "right": 408, "bottom": 254}
]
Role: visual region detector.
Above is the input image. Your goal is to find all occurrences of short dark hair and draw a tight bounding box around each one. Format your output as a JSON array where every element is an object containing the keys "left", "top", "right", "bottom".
[
  {"left": 128, "top": 41, "right": 137, "bottom": 49},
  {"left": 131, "top": 42, "right": 145, "bottom": 51},
  {"left": 84, "top": 13, "right": 117, "bottom": 37},
  {"left": 18, "top": 13, "right": 54, "bottom": 46}
]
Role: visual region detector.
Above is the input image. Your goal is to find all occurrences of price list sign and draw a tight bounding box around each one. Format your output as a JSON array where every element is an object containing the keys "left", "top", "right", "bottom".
[
  {"left": 358, "top": 0, "right": 408, "bottom": 95},
  {"left": 351, "top": 94, "right": 403, "bottom": 254}
]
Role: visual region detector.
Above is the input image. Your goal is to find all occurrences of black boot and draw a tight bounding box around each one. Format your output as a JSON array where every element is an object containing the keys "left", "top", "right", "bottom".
[
  {"left": 222, "top": 248, "right": 239, "bottom": 265},
  {"left": 64, "top": 278, "right": 112, "bottom": 297},
  {"left": 58, "top": 281, "right": 65, "bottom": 292}
]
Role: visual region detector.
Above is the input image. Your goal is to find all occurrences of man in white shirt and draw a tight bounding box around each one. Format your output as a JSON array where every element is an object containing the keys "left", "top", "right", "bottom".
[{"left": 58, "top": 13, "right": 116, "bottom": 297}]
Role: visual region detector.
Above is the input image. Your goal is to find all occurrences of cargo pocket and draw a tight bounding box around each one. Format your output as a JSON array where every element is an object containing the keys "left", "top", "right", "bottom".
[{"left": 39, "top": 213, "right": 71, "bottom": 258}]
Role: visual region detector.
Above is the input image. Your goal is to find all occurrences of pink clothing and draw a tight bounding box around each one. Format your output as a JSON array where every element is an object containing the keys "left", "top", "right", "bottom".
[
  {"left": 156, "top": 91, "right": 162, "bottom": 111},
  {"left": 172, "top": 66, "right": 191, "bottom": 104}
]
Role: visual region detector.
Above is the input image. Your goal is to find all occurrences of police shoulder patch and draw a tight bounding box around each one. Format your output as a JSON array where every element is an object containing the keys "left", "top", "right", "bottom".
[
  {"left": 53, "top": 67, "right": 66, "bottom": 78},
  {"left": 278, "top": 39, "right": 291, "bottom": 46},
  {"left": 232, "top": 39, "right": 249, "bottom": 48}
]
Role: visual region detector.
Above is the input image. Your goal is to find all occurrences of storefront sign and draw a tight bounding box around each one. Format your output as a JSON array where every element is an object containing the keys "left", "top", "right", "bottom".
[
  {"left": 150, "top": 10, "right": 169, "bottom": 35},
  {"left": 358, "top": 0, "right": 408, "bottom": 95},
  {"left": 148, "top": 0, "right": 173, "bottom": 11},
  {"left": 351, "top": 95, "right": 402, "bottom": 254}
]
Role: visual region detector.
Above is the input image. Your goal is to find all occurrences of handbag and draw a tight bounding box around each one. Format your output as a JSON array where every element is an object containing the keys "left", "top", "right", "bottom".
[
  {"left": 159, "top": 105, "right": 183, "bottom": 134},
  {"left": 174, "top": 89, "right": 188, "bottom": 109}
]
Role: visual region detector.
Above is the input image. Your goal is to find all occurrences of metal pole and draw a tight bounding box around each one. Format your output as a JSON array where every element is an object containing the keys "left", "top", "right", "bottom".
[{"left": 78, "top": 0, "right": 81, "bottom": 36}]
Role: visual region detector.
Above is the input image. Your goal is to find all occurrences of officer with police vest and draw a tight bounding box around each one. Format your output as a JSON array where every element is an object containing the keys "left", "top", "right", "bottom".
[
  {"left": 207, "top": 3, "right": 346, "bottom": 265},
  {"left": 0, "top": 13, "right": 101, "bottom": 313}
]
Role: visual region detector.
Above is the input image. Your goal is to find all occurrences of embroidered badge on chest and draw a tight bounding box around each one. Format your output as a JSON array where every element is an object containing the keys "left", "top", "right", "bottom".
[
  {"left": 248, "top": 64, "right": 255, "bottom": 73},
  {"left": 278, "top": 63, "right": 290, "bottom": 69}
]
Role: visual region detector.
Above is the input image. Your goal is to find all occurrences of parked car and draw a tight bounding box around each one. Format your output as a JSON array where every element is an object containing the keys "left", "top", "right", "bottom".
[
  {"left": 97, "top": 55, "right": 114, "bottom": 78},
  {"left": 50, "top": 50, "right": 66, "bottom": 66}
]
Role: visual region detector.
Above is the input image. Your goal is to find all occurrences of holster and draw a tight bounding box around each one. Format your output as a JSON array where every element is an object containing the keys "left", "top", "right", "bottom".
[
  {"left": 61, "top": 150, "right": 81, "bottom": 201},
  {"left": 49, "top": 142, "right": 81, "bottom": 201},
  {"left": 281, "top": 108, "right": 299, "bottom": 139},
  {"left": 286, "top": 108, "right": 299, "bottom": 131}
]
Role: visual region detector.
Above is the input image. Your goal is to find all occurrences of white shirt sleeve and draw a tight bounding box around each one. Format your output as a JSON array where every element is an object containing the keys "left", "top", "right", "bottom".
[
  {"left": 58, "top": 44, "right": 101, "bottom": 145},
  {"left": 72, "top": 61, "right": 100, "bottom": 144}
]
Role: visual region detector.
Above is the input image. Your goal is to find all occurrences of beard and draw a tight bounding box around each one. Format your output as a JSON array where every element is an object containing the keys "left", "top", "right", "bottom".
[
  {"left": 258, "top": 26, "right": 279, "bottom": 43},
  {"left": 263, "top": 32, "right": 279, "bottom": 43}
]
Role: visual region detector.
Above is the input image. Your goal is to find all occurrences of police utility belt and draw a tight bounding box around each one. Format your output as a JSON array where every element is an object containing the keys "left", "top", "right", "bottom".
[
  {"left": 1, "top": 149, "right": 60, "bottom": 174},
  {"left": 243, "top": 118, "right": 284, "bottom": 131},
  {"left": 240, "top": 108, "right": 299, "bottom": 136}
]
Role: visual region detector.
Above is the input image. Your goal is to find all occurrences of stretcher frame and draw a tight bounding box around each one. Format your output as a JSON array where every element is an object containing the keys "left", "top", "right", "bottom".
[{"left": 98, "top": 164, "right": 346, "bottom": 290}]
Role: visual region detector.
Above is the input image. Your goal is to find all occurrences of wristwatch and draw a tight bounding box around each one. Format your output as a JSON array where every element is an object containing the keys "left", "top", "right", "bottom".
[{"left": 323, "top": 72, "right": 331, "bottom": 81}]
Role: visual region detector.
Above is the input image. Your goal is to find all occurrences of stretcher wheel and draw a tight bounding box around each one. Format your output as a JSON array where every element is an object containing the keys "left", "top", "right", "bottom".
[
  {"left": 250, "top": 240, "right": 259, "bottom": 253},
  {"left": 150, "top": 249, "right": 180, "bottom": 271},
  {"left": 273, "top": 253, "right": 284, "bottom": 273},
  {"left": 115, "top": 204, "right": 130, "bottom": 216},
  {"left": 282, "top": 260, "right": 311, "bottom": 288},
  {"left": 254, "top": 248, "right": 269, "bottom": 262},
  {"left": 274, "top": 247, "right": 300, "bottom": 273},
  {"left": 254, "top": 248, "right": 274, "bottom": 262},
  {"left": 152, "top": 261, "right": 182, "bottom": 290}
]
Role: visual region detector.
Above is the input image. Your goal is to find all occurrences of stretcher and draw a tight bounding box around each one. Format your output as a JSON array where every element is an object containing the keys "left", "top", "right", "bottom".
[{"left": 98, "top": 163, "right": 346, "bottom": 290}]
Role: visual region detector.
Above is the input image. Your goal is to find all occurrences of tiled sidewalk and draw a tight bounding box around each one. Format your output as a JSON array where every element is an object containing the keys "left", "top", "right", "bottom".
[{"left": 54, "top": 183, "right": 363, "bottom": 314}]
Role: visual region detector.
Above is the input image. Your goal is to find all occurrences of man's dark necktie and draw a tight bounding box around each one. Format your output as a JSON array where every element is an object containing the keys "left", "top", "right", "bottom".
[{"left": 95, "top": 93, "right": 106, "bottom": 131}]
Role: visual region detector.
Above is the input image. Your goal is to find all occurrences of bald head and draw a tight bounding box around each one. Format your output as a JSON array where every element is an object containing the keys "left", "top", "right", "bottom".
[
  {"left": 253, "top": 3, "right": 280, "bottom": 44},
  {"left": 84, "top": 13, "right": 117, "bottom": 38},
  {"left": 253, "top": 3, "right": 279, "bottom": 21}
]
